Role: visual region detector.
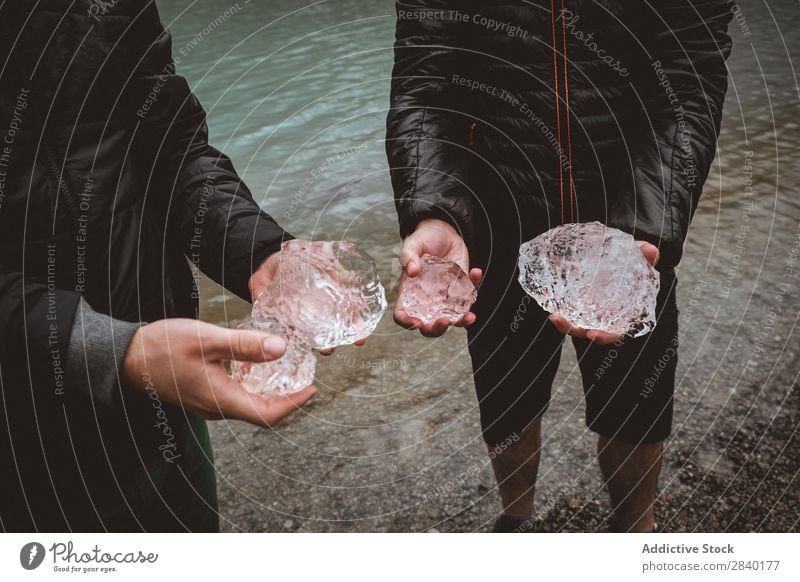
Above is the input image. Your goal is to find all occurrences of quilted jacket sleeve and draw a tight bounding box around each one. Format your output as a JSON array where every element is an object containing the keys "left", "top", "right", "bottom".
[
  {"left": 386, "top": 0, "right": 476, "bottom": 243},
  {"left": 132, "top": 5, "right": 292, "bottom": 301}
]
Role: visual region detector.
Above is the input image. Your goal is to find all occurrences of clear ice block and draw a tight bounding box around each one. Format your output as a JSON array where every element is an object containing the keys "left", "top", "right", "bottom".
[
  {"left": 517, "top": 221, "right": 660, "bottom": 337},
  {"left": 398, "top": 254, "right": 477, "bottom": 325},
  {"left": 253, "top": 240, "right": 387, "bottom": 350}
]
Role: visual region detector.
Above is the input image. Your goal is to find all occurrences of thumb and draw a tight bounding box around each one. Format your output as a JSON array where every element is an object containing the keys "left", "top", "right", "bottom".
[
  {"left": 399, "top": 235, "right": 423, "bottom": 277},
  {"left": 204, "top": 327, "right": 286, "bottom": 363},
  {"left": 249, "top": 280, "right": 269, "bottom": 302},
  {"left": 636, "top": 241, "right": 660, "bottom": 267}
]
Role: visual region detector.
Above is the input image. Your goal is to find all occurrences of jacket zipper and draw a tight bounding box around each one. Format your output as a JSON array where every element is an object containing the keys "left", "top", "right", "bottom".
[
  {"left": 468, "top": 121, "right": 478, "bottom": 146},
  {"left": 45, "top": 145, "right": 81, "bottom": 224}
]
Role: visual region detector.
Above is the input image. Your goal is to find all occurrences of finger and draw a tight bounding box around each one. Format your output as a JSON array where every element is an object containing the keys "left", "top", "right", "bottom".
[
  {"left": 419, "top": 327, "right": 445, "bottom": 338},
  {"left": 251, "top": 288, "right": 271, "bottom": 303},
  {"left": 394, "top": 307, "right": 422, "bottom": 330},
  {"left": 548, "top": 314, "right": 571, "bottom": 335},
  {"left": 399, "top": 237, "right": 423, "bottom": 277},
  {"left": 453, "top": 312, "right": 477, "bottom": 327},
  {"left": 248, "top": 270, "right": 275, "bottom": 302},
  {"left": 636, "top": 241, "right": 660, "bottom": 267},
  {"left": 419, "top": 317, "right": 451, "bottom": 338},
  {"left": 585, "top": 330, "right": 624, "bottom": 345},
  {"left": 354, "top": 339, "right": 366, "bottom": 346},
  {"left": 568, "top": 326, "right": 589, "bottom": 339},
  {"left": 252, "top": 289, "right": 270, "bottom": 304},
  {"left": 249, "top": 281, "right": 269, "bottom": 301},
  {"left": 549, "top": 314, "right": 589, "bottom": 338},
  {"left": 204, "top": 327, "right": 286, "bottom": 362},
  {"left": 468, "top": 268, "right": 483, "bottom": 287},
  {"left": 318, "top": 348, "right": 335, "bottom": 356}
]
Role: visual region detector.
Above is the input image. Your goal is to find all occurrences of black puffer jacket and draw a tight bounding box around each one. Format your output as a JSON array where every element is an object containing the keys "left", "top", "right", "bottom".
[
  {"left": 0, "top": 1, "right": 288, "bottom": 528},
  {"left": 387, "top": 0, "right": 732, "bottom": 269}
]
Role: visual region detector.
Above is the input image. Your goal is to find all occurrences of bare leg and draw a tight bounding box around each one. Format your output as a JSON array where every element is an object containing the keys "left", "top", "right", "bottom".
[
  {"left": 597, "top": 436, "right": 663, "bottom": 532},
  {"left": 489, "top": 417, "right": 542, "bottom": 518}
]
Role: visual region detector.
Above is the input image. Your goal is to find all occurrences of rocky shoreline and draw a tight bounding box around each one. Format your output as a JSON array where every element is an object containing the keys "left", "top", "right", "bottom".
[{"left": 535, "top": 381, "right": 799, "bottom": 533}]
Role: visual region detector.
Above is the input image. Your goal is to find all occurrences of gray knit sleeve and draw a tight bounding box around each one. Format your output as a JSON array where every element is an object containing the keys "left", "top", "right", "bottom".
[{"left": 66, "top": 297, "right": 142, "bottom": 408}]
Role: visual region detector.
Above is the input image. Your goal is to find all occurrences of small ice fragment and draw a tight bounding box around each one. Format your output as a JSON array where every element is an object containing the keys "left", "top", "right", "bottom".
[{"left": 398, "top": 254, "right": 477, "bottom": 325}]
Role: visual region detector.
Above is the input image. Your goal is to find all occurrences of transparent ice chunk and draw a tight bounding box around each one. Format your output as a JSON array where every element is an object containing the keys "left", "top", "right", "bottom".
[
  {"left": 398, "top": 254, "right": 477, "bottom": 325},
  {"left": 518, "top": 222, "right": 660, "bottom": 337},
  {"left": 253, "top": 240, "right": 387, "bottom": 350},
  {"left": 230, "top": 317, "right": 316, "bottom": 395}
]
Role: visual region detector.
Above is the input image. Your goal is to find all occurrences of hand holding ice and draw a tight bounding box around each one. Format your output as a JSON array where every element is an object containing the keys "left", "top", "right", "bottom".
[
  {"left": 398, "top": 254, "right": 478, "bottom": 325},
  {"left": 517, "top": 222, "right": 659, "bottom": 337},
  {"left": 231, "top": 239, "right": 386, "bottom": 395}
]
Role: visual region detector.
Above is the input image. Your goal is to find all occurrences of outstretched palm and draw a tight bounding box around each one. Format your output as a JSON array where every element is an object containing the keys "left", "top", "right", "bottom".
[{"left": 395, "top": 219, "right": 482, "bottom": 337}]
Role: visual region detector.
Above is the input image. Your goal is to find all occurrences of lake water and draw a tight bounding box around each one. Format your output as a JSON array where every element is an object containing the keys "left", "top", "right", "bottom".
[{"left": 158, "top": 0, "right": 800, "bottom": 531}]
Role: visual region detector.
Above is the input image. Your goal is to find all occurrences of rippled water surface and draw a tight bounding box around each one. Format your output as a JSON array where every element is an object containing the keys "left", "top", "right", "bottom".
[{"left": 159, "top": 0, "right": 800, "bottom": 531}]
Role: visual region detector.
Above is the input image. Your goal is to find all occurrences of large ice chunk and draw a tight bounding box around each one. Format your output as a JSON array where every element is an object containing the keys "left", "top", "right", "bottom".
[
  {"left": 398, "top": 254, "right": 478, "bottom": 325},
  {"left": 231, "top": 239, "right": 387, "bottom": 395},
  {"left": 517, "top": 222, "right": 660, "bottom": 337},
  {"left": 254, "top": 240, "right": 387, "bottom": 350}
]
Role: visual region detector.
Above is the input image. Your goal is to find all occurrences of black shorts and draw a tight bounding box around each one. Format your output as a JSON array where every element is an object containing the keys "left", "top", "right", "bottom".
[{"left": 466, "top": 237, "right": 679, "bottom": 447}]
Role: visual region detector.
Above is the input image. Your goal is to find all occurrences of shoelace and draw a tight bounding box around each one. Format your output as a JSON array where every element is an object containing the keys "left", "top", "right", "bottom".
[{"left": 550, "top": 0, "right": 575, "bottom": 224}]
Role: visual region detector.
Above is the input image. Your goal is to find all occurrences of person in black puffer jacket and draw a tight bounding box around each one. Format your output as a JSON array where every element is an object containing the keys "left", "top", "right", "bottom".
[
  {"left": 387, "top": 0, "right": 731, "bottom": 532},
  {"left": 0, "top": 1, "right": 317, "bottom": 531}
]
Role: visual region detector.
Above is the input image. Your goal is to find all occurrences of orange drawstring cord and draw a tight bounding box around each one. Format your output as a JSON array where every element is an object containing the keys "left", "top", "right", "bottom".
[
  {"left": 550, "top": 0, "right": 575, "bottom": 224},
  {"left": 549, "top": 0, "right": 565, "bottom": 225},
  {"left": 560, "top": 0, "right": 575, "bottom": 223}
]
